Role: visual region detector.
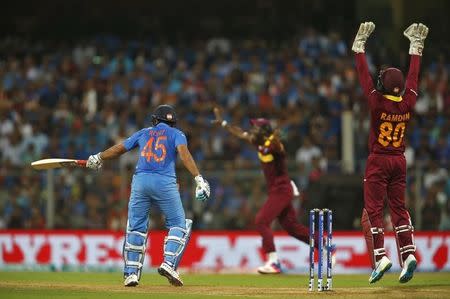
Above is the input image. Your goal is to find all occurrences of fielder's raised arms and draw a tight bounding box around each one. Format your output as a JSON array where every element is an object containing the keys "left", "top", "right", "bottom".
[{"left": 31, "top": 158, "right": 87, "bottom": 170}]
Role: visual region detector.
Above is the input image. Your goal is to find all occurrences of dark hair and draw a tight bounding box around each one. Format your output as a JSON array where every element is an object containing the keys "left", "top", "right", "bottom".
[{"left": 250, "top": 118, "right": 273, "bottom": 144}]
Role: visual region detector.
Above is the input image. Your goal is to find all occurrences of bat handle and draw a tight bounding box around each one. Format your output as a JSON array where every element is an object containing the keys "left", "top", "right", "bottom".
[{"left": 77, "top": 160, "right": 88, "bottom": 167}]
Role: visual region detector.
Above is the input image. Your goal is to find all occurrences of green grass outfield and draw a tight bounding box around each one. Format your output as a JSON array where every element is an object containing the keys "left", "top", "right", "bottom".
[{"left": 1, "top": 272, "right": 450, "bottom": 299}]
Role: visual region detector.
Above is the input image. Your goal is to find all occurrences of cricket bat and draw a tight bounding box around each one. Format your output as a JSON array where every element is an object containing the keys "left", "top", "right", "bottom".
[{"left": 31, "top": 158, "right": 87, "bottom": 170}]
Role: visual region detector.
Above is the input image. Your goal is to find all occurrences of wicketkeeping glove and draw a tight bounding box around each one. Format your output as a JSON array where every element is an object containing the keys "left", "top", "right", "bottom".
[
  {"left": 86, "top": 153, "right": 103, "bottom": 170},
  {"left": 403, "top": 23, "right": 429, "bottom": 56},
  {"left": 352, "top": 22, "right": 375, "bottom": 53},
  {"left": 194, "top": 175, "right": 210, "bottom": 201}
]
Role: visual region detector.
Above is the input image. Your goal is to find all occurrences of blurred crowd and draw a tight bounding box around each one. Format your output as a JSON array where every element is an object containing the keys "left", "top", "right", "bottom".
[{"left": 0, "top": 30, "right": 449, "bottom": 231}]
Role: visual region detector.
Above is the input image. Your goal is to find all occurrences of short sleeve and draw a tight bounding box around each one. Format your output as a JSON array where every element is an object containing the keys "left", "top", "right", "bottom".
[
  {"left": 174, "top": 130, "right": 187, "bottom": 147},
  {"left": 122, "top": 128, "right": 146, "bottom": 151}
]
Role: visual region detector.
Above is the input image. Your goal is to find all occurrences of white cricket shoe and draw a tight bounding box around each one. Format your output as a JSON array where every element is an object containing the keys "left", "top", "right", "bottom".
[
  {"left": 124, "top": 273, "right": 139, "bottom": 287},
  {"left": 399, "top": 254, "right": 417, "bottom": 283},
  {"left": 257, "top": 260, "right": 282, "bottom": 274},
  {"left": 158, "top": 262, "right": 183, "bottom": 286},
  {"left": 369, "top": 256, "right": 392, "bottom": 284}
]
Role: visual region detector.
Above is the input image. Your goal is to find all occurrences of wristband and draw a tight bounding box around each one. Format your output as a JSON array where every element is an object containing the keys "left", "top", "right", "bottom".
[{"left": 221, "top": 120, "right": 228, "bottom": 127}]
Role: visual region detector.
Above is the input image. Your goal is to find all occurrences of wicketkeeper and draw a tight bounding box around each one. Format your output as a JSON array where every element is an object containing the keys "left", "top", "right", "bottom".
[{"left": 352, "top": 22, "right": 428, "bottom": 283}]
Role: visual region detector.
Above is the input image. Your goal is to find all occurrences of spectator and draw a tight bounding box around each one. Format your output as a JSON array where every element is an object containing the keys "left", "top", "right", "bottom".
[
  {"left": 0, "top": 32, "right": 448, "bottom": 230},
  {"left": 421, "top": 185, "right": 442, "bottom": 230},
  {"left": 295, "top": 136, "right": 322, "bottom": 167},
  {"left": 423, "top": 161, "right": 448, "bottom": 189}
]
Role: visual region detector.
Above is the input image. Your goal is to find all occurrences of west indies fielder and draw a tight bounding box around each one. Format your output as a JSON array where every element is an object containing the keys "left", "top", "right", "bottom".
[
  {"left": 352, "top": 22, "right": 429, "bottom": 283},
  {"left": 212, "top": 108, "right": 326, "bottom": 274}
]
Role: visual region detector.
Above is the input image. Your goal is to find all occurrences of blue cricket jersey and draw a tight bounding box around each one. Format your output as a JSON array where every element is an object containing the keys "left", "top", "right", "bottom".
[{"left": 122, "top": 123, "right": 187, "bottom": 177}]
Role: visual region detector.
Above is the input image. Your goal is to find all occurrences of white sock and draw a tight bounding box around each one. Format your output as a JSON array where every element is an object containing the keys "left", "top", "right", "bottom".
[{"left": 268, "top": 252, "right": 278, "bottom": 263}]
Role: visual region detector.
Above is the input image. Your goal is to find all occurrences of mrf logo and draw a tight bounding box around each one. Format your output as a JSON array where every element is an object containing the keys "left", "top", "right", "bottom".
[{"left": 0, "top": 232, "right": 449, "bottom": 272}]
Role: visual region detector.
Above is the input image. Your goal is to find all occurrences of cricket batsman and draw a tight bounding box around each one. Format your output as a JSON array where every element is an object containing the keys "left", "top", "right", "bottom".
[
  {"left": 86, "top": 104, "right": 210, "bottom": 287},
  {"left": 212, "top": 108, "right": 327, "bottom": 274},
  {"left": 352, "top": 22, "right": 429, "bottom": 283}
]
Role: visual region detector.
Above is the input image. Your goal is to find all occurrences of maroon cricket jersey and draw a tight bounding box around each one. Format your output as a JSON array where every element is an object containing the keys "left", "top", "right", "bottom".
[
  {"left": 355, "top": 53, "right": 421, "bottom": 155},
  {"left": 255, "top": 135, "right": 292, "bottom": 193}
]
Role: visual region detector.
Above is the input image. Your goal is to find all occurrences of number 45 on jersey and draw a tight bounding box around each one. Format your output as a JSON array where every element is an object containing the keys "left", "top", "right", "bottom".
[{"left": 141, "top": 136, "right": 167, "bottom": 162}]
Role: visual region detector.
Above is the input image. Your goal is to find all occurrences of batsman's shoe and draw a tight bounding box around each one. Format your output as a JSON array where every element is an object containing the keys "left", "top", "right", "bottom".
[
  {"left": 158, "top": 262, "right": 183, "bottom": 286},
  {"left": 123, "top": 273, "right": 139, "bottom": 287},
  {"left": 399, "top": 254, "right": 417, "bottom": 284},
  {"left": 369, "top": 256, "right": 392, "bottom": 284},
  {"left": 257, "top": 260, "right": 282, "bottom": 274}
]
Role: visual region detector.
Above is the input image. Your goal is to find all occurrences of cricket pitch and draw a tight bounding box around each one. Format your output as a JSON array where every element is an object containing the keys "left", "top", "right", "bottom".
[{"left": 1, "top": 272, "right": 449, "bottom": 298}]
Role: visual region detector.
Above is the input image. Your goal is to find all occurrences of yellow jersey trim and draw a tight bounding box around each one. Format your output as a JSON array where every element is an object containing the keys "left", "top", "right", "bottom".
[
  {"left": 259, "top": 135, "right": 275, "bottom": 162},
  {"left": 383, "top": 94, "right": 403, "bottom": 102},
  {"left": 258, "top": 152, "right": 274, "bottom": 163},
  {"left": 264, "top": 134, "right": 274, "bottom": 147}
]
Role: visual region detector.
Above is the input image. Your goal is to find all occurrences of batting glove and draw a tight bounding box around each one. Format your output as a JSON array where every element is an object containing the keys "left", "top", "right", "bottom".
[
  {"left": 403, "top": 23, "right": 429, "bottom": 56},
  {"left": 194, "top": 175, "right": 210, "bottom": 201},
  {"left": 86, "top": 153, "right": 103, "bottom": 170},
  {"left": 352, "top": 22, "right": 375, "bottom": 53}
]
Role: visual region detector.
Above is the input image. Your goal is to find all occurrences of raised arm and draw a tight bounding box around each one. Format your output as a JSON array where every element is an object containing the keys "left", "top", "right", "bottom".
[
  {"left": 403, "top": 23, "right": 429, "bottom": 92},
  {"left": 225, "top": 123, "right": 253, "bottom": 143},
  {"left": 352, "top": 22, "right": 376, "bottom": 97},
  {"left": 405, "top": 55, "right": 421, "bottom": 93},
  {"left": 212, "top": 107, "right": 253, "bottom": 144},
  {"left": 355, "top": 53, "right": 375, "bottom": 97}
]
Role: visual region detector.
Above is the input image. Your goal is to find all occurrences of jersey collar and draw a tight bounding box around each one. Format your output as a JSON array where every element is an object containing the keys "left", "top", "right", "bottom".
[
  {"left": 156, "top": 122, "right": 170, "bottom": 128},
  {"left": 264, "top": 134, "right": 274, "bottom": 146},
  {"left": 383, "top": 94, "right": 403, "bottom": 102}
]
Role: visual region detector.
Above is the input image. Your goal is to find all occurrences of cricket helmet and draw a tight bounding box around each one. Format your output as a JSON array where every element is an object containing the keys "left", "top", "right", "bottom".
[
  {"left": 376, "top": 67, "right": 405, "bottom": 97},
  {"left": 152, "top": 104, "right": 177, "bottom": 126}
]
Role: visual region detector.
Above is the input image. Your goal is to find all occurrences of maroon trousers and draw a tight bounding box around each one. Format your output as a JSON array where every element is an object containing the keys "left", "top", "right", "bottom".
[
  {"left": 364, "top": 154, "right": 415, "bottom": 262},
  {"left": 255, "top": 187, "right": 310, "bottom": 253}
]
